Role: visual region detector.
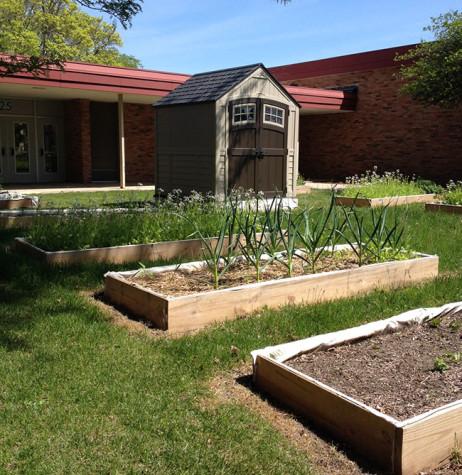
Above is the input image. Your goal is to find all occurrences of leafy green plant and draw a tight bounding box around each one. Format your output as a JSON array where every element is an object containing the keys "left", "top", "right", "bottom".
[
  {"left": 433, "top": 356, "right": 449, "bottom": 373},
  {"left": 337, "top": 202, "right": 370, "bottom": 266},
  {"left": 296, "top": 194, "right": 336, "bottom": 273},
  {"left": 342, "top": 167, "right": 428, "bottom": 199},
  {"left": 441, "top": 181, "right": 462, "bottom": 206},
  {"left": 275, "top": 203, "right": 301, "bottom": 278},
  {"left": 237, "top": 195, "right": 276, "bottom": 283},
  {"left": 185, "top": 198, "right": 240, "bottom": 290},
  {"left": 429, "top": 317, "right": 442, "bottom": 328},
  {"left": 338, "top": 201, "right": 408, "bottom": 265},
  {"left": 432, "top": 351, "right": 461, "bottom": 373}
]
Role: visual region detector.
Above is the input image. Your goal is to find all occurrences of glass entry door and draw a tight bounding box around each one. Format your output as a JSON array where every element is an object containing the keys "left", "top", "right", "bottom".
[
  {"left": 0, "top": 119, "right": 6, "bottom": 184},
  {"left": 0, "top": 118, "right": 36, "bottom": 183},
  {"left": 37, "top": 119, "right": 61, "bottom": 181}
]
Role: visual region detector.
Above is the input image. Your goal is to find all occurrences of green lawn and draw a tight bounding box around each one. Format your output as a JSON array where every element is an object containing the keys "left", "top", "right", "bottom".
[
  {"left": 36, "top": 189, "right": 154, "bottom": 208},
  {"left": 1, "top": 191, "right": 462, "bottom": 473}
]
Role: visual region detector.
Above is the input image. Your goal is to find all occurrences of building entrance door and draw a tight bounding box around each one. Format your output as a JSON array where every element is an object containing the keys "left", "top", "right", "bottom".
[{"left": 0, "top": 117, "right": 36, "bottom": 184}]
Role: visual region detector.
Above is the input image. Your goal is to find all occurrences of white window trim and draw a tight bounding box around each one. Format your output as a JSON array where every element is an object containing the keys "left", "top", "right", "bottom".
[
  {"left": 263, "top": 104, "right": 285, "bottom": 128},
  {"left": 232, "top": 103, "right": 256, "bottom": 126}
]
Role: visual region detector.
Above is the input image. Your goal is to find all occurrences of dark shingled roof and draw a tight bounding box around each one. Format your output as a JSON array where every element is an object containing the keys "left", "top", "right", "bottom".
[{"left": 155, "top": 64, "right": 262, "bottom": 106}]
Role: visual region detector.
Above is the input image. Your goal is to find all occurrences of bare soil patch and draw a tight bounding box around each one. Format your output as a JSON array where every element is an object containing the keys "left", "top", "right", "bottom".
[
  {"left": 287, "top": 312, "right": 462, "bottom": 420},
  {"left": 208, "top": 366, "right": 368, "bottom": 475},
  {"left": 129, "top": 251, "right": 359, "bottom": 296},
  {"left": 82, "top": 291, "right": 166, "bottom": 339}
]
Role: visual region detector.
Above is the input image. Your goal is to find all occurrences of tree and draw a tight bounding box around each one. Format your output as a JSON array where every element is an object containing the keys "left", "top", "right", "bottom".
[
  {"left": 0, "top": 0, "right": 142, "bottom": 74},
  {"left": 397, "top": 11, "right": 462, "bottom": 107}
]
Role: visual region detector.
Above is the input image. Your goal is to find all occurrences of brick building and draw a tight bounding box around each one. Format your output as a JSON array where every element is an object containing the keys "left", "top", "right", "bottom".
[
  {"left": 0, "top": 44, "right": 460, "bottom": 187},
  {"left": 271, "top": 45, "right": 462, "bottom": 183}
]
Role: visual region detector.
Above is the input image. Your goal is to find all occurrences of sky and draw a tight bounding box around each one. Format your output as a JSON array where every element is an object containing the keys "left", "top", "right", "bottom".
[{"left": 116, "top": 0, "right": 461, "bottom": 74}]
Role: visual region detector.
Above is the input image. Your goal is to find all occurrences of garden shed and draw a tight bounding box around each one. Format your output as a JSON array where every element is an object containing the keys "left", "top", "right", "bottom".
[{"left": 154, "top": 64, "right": 300, "bottom": 198}]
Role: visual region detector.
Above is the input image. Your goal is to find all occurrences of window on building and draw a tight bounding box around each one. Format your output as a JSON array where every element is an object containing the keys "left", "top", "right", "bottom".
[
  {"left": 263, "top": 104, "right": 284, "bottom": 127},
  {"left": 232, "top": 103, "right": 256, "bottom": 125}
]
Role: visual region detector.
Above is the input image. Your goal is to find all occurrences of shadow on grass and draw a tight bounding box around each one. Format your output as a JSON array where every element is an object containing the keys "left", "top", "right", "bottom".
[
  {"left": 0, "top": 228, "right": 192, "bottom": 350},
  {"left": 235, "top": 373, "right": 385, "bottom": 475}
]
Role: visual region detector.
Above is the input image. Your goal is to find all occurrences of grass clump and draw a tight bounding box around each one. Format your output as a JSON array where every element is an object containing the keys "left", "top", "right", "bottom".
[
  {"left": 440, "top": 180, "right": 462, "bottom": 205},
  {"left": 342, "top": 167, "right": 429, "bottom": 199}
]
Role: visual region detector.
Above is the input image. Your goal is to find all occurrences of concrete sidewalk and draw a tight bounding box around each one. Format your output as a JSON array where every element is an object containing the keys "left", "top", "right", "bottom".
[{"left": 3, "top": 183, "right": 154, "bottom": 195}]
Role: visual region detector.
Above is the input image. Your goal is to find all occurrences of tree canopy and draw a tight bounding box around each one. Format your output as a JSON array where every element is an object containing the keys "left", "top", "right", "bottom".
[
  {"left": 0, "top": 0, "right": 142, "bottom": 74},
  {"left": 398, "top": 11, "right": 462, "bottom": 107}
]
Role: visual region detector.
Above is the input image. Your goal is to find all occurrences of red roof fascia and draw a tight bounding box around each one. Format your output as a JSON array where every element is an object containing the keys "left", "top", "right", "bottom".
[
  {"left": 0, "top": 58, "right": 190, "bottom": 97},
  {"left": 285, "top": 85, "right": 356, "bottom": 111},
  {"left": 270, "top": 44, "right": 416, "bottom": 81},
  {"left": 0, "top": 56, "right": 355, "bottom": 111}
]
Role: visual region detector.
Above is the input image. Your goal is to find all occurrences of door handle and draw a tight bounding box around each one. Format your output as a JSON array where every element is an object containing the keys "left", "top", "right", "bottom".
[
  {"left": 1, "top": 147, "right": 5, "bottom": 157},
  {"left": 40, "top": 148, "right": 44, "bottom": 157},
  {"left": 10, "top": 147, "right": 14, "bottom": 157}
]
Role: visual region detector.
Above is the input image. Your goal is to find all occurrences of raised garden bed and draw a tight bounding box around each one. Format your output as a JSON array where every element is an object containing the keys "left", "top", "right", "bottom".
[
  {"left": 335, "top": 194, "right": 435, "bottom": 208},
  {"left": 14, "top": 235, "right": 235, "bottom": 266},
  {"left": 0, "top": 206, "right": 153, "bottom": 229},
  {"left": 252, "top": 302, "right": 462, "bottom": 475},
  {"left": 426, "top": 202, "right": 462, "bottom": 215},
  {"left": 104, "top": 247, "right": 438, "bottom": 334}
]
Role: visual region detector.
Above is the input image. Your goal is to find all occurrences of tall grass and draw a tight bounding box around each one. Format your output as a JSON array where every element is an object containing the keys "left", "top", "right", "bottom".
[
  {"left": 342, "top": 167, "right": 428, "bottom": 198},
  {"left": 28, "top": 191, "right": 227, "bottom": 251}
]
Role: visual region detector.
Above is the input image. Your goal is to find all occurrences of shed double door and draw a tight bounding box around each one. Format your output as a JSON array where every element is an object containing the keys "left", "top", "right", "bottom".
[{"left": 228, "top": 98, "right": 288, "bottom": 197}]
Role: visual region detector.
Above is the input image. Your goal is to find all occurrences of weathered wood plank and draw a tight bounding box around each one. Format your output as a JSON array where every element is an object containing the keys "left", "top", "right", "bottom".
[
  {"left": 104, "top": 273, "right": 169, "bottom": 330},
  {"left": 166, "top": 255, "right": 438, "bottom": 333},
  {"left": 400, "top": 404, "right": 462, "bottom": 475},
  {"left": 0, "top": 198, "right": 36, "bottom": 210},
  {"left": 425, "top": 203, "right": 462, "bottom": 215},
  {"left": 14, "top": 236, "right": 237, "bottom": 266},
  {"left": 105, "top": 253, "right": 438, "bottom": 334},
  {"left": 336, "top": 194, "right": 435, "bottom": 208},
  {"left": 254, "top": 355, "right": 399, "bottom": 472}
]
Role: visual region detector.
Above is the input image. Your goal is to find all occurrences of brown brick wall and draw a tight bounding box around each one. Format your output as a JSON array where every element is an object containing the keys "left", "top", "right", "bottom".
[
  {"left": 64, "top": 99, "right": 92, "bottom": 183},
  {"left": 124, "top": 103, "right": 155, "bottom": 184},
  {"left": 64, "top": 101, "right": 155, "bottom": 184},
  {"left": 285, "top": 67, "right": 462, "bottom": 183}
]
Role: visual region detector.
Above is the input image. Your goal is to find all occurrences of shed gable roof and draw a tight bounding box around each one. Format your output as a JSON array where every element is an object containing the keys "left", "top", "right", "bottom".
[{"left": 155, "top": 64, "right": 262, "bottom": 106}]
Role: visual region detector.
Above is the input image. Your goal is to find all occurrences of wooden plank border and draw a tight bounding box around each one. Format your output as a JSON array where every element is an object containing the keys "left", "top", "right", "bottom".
[
  {"left": 104, "top": 251, "right": 439, "bottom": 334},
  {"left": 0, "top": 198, "right": 37, "bottom": 210},
  {"left": 252, "top": 302, "right": 462, "bottom": 474},
  {"left": 14, "top": 236, "right": 235, "bottom": 266},
  {"left": 425, "top": 202, "right": 462, "bottom": 215},
  {"left": 335, "top": 194, "right": 435, "bottom": 208}
]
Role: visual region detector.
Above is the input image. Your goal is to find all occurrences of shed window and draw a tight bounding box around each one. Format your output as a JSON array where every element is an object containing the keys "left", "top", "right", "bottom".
[
  {"left": 263, "top": 104, "right": 284, "bottom": 127},
  {"left": 232, "top": 103, "right": 256, "bottom": 125}
]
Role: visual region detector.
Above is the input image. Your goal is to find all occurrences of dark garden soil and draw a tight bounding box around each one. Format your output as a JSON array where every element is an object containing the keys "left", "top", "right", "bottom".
[
  {"left": 287, "top": 311, "right": 462, "bottom": 421},
  {"left": 128, "top": 251, "right": 360, "bottom": 296}
]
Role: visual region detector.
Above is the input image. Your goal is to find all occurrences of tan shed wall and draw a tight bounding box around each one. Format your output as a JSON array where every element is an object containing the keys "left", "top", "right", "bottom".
[
  {"left": 215, "top": 67, "right": 299, "bottom": 198},
  {"left": 156, "top": 102, "right": 216, "bottom": 194}
]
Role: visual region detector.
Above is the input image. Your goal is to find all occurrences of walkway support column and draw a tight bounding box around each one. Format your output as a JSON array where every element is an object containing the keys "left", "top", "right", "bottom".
[{"left": 118, "top": 94, "right": 126, "bottom": 189}]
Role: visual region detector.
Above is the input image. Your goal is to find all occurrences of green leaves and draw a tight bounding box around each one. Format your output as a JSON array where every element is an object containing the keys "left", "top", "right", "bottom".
[
  {"left": 397, "top": 10, "right": 462, "bottom": 107},
  {"left": 0, "top": 0, "right": 141, "bottom": 75}
]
